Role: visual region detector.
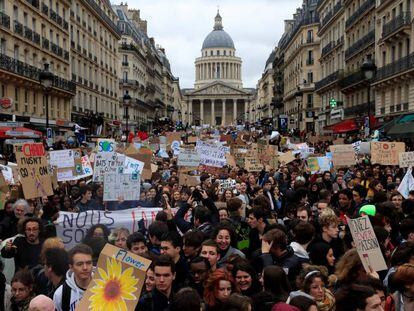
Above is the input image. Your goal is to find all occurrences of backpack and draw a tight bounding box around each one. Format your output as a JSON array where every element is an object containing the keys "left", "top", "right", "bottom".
[{"left": 61, "top": 281, "right": 71, "bottom": 311}]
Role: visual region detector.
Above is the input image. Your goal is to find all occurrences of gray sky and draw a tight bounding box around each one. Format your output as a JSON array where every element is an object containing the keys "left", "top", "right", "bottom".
[{"left": 122, "top": 0, "right": 303, "bottom": 88}]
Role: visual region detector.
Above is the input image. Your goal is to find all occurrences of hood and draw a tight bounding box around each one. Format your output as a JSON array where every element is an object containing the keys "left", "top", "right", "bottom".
[
  {"left": 288, "top": 290, "right": 315, "bottom": 301},
  {"left": 290, "top": 242, "right": 309, "bottom": 259},
  {"left": 65, "top": 267, "right": 96, "bottom": 299}
]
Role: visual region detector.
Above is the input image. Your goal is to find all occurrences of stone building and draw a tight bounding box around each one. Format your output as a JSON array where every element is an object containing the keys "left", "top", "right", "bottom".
[
  {"left": 0, "top": 0, "right": 75, "bottom": 131},
  {"left": 255, "top": 49, "right": 276, "bottom": 123},
  {"left": 182, "top": 11, "right": 254, "bottom": 126}
]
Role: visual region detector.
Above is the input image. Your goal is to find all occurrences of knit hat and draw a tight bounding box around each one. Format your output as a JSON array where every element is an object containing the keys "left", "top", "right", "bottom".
[{"left": 359, "top": 204, "right": 376, "bottom": 216}]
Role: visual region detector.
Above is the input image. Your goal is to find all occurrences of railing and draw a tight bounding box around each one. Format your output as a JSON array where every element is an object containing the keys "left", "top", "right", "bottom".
[
  {"left": 42, "top": 37, "right": 49, "bottom": 49},
  {"left": 345, "top": 0, "right": 375, "bottom": 29},
  {"left": 14, "top": 21, "right": 23, "bottom": 36},
  {"left": 321, "top": 1, "right": 342, "bottom": 29},
  {"left": 26, "top": 0, "right": 39, "bottom": 9},
  {"left": 280, "top": 15, "right": 320, "bottom": 49},
  {"left": 42, "top": 3, "right": 48, "bottom": 15},
  {"left": 376, "top": 52, "right": 414, "bottom": 81},
  {"left": 24, "top": 26, "right": 33, "bottom": 40},
  {"left": 0, "top": 53, "right": 75, "bottom": 93},
  {"left": 63, "top": 20, "right": 68, "bottom": 30},
  {"left": 339, "top": 69, "right": 366, "bottom": 89},
  {"left": 64, "top": 51, "right": 69, "bottom": 60},
  {"left": 0, "top": 12, "right": 10, "bottom": 29},
  {"left": 83, "top": 0, "right": 121, "bottom": 37},
  {"left": 345, "top": 29, "right": 375, "bottom": 59},
  {"left": 56, "top": 15, "right": 62, "bottom": 25},
  {"left": 315, "top": 70, "right": 342, "bottom": 91},
  {"left": 321, "top": 42, "right": 333, "bottom": 58},
  {"left": 344, "top": 101, "right": 372, "bottom": 117},
  {"left": 50, "top": 9, "right": 57, "bottom": 23},
  {"left": 122, "top": 61, "right": 129, "bottom": 66},
  {"left": 33, "top": 32, "right": 40, "bottom": 45},
  {"left": 382, "top": 12, "right": 411, "bottom": 39},
  {"left": 306, "top": 58, "right": 314, "bottom": 65}
]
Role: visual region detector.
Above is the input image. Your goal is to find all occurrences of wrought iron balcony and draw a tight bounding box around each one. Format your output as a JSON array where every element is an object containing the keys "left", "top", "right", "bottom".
[
  {"left": 345, "top": 29, "right": 375, "bottom": 60},
  {"left": 376, "top": 52, "right": 414, "bottom": 82},
  {"left": 77, "top": 44, "right": 81, "bottom": 52},
  {"left": 63, "top": 20, "right": 68, "bottom": 30},
  {"left": 315, "top": 70, "right": 342, "bottom": 91},
  {"left": 83, "top": 0, "right": 121, "bottom": 37},
  {"left": 56, "top": 15, "right": 62, "bottom": 26},
  {"left": 24, "top": 26, "right": 33, "bottom": 40},
  {"left": 42, "top": 3, "right": 48, "bottom": 15},
  {"left": 14, "top": 21, "right": 23, "bottom": 36},
  {"left": 382, "top": 12, "right": 411, "bottom": 39},
  {"left": 42, "top": 38, "right": 49, "bottom": 49},
  {"left": 33, "top": 32, "right": 40, "bottom": 45},
  {"left": 280, "top": 15, "right": 320, "bottom": 49},
  {"left": 26, "top": 0, "right": 39, "bottom": 9},
  {"left": 320, "top": 1, "right": 342, "bottom": 29},
  {"left": 50, "top": 9, "right": 57, "bottom": 23},
  {"left": 64, "top": 51, "right": 69, "bottom": 60},
  {"left": 51, "top": 42, "right": 58, "bottom": 54},
  {"left": 344, "top": 101, "right": 372, "bottom": 117},
  {"left": 339, "top": 69, "right": 366, "bottom": 89},
  {"left": 122, "top": 61, "right": 129, "bottom": 66},
  {"left": 321, "top": 42, "right": 333, "bottom": 58},
  {"left": 306, "top": 58, "right": 314, "bottom": 65},
  {"left": 70, "top": 40, "right": 75, "bottom": 48},
  {"left": 345, "top": 0, "right": 375, "bottom": 29},
  {"left": 0, "top": 53, "right": 75, "bottom": 94},
  {"left": 0, "top": 12, "right": 10, "bottom": 29}
]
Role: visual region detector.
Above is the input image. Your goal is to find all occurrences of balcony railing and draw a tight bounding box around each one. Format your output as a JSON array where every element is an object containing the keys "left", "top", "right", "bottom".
[
  {"left": 306, "top": 58, "right": 314, "bottom": 65},
  {"left": 0, "top": 12, "right": 10, "bottom": 29},
  {"left": 344, "top": 101, "right": 372, "bottom": 117},
  {"left": 339, "top": 69, "right": 366, "bottom": 89},
  {"left": 42, "top": 38, "right": 49, "bottom": 49},
  {"left": 24, "top": 26, "right": 33, "bottom": 41},
  {"left": 63, "top": 20, "right": 68, "bottom": 30},
  {"left": 122, "top": 61, "right": 129, "bottom": 66},
  {"left": 26, "top": 0, "right": 39, "bottom": 9},
  {"left": 280, "top": 15, "right": 320, "bottom": 49},
  {"left": 83, "top": 0, "right": 121, "bottom": 37},
  {"left": 64, "top": 51, "right": 69, "bottom": 60},
  {"left": 315, "top": 70, "right": 342, "bottom": 91},
  {"left": 14, "top": 21, "right": 23, "bottom": 36},
  {"left": 345, "top": 0, "right": 375, "bottom": 29},
  {"left": 345, "top": 29, "right": 375, "bottom": 60},
  {"left": 382, "top": 12, "right": 411, "bottom": 39},
  {"left": 50, "top": 9, "right": 57, "bottom": 23},
  {"left": 41, "top": 3, "right": 48, "bottom": 15},
  {"left": 376, "top": 52, "right": 414, "bottom": 82},
  {"left": 33, "top": 32, "right": 40, "bottom": 45},
  {"left": 321, "top": 42, "right": 333, "bottom": 58},
  {"left": 0, "top": 53, "right": 75, "bottom": 94},
  {"left": 321, "top": 1, "right": 342, "bottom": 29}
]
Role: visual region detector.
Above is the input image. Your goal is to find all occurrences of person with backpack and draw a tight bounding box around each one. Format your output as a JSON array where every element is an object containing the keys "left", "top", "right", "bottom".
[{"left": 53, "top": 244, "right": 94, "bottom": 311}]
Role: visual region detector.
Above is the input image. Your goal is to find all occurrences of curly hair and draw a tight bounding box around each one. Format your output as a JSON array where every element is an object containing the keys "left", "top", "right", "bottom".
[
  {"left": 296, "top": 265, "right": 328, "bottom": 293},
  {"left": 204, "top": 269, "right": 239, "bottom": 306},
  {"left": 334, "top": 249, "right": 363, "bottom": 285}
]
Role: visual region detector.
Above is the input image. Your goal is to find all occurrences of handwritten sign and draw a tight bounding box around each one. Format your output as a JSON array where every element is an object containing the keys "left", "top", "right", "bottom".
[
  {"left": 0, "top": 164, "right": 14, "bottom": 184},
  {"left": 178, "top": 173, "right": 200, "bottom": 187},
  {"left": 244, "top": 156, "right": 262, "bottom": 172},
  {"left": 371, "top": 142, "right": 405, "bottom": 165},
  {"left": 15, "top": 143, "right": 53, "bottom": 199},
  {"left": 399, "top": 151, "right": 414, "bottom": 168},
  {"left": 77, "top": 244, "right": 151, "bottom": 311},
  {"left": 49, "top": 150, "right": 75, "bottom": 168},
  {"left": 347, "top": 215, "right": 387, "bottom": 272},
  {"left": 218, "top": 179, "right": 236, "bottom": 189},
  {"left": 56, "top": 208, "right": 162, "bottom": 249},
  {"left": 308, "top": 157, "right": 331, "bottom": 174},
  {"left": 97, "top": 138, "right": 116, "bottom": 152},
  {"left": 279, "top": 151, "right": 296, "bottom": 164},
  {"left": 92, "top": 152, "right": 124, "bottom": 182},
  {"left": 124, "top": 156, "right": 144, "bottom": 175},
  {"left": 103, "top": 173, "right": 140, "bottom": 201},
  {"left": 196, "top": 141, "right": 229, "bottom": 167},
  {"left": 177, "top": 148, "right": 201, "bottom": 167},
  {"left": 330, "top": 144, "right": 356, "bottom": 167}
]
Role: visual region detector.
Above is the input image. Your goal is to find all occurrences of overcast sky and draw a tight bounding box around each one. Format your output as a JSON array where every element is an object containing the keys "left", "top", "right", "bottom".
[{"left": 120, "top": 0, "right": 303, "bottom": 88}]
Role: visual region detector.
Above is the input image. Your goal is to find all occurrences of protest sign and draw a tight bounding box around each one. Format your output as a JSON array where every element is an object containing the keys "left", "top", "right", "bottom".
[
  {"left": 56, "top": 208, "right": 162, "bottom": 249},
  {"left": 177, "top": 148, "right": 201, "bottom": 167},
  {"left": 0, "top": 164, "right": 14, "bottom": 184},
  {"left": 359, "top": 142, "right": 371, "bottom": 155},
  {"left": 397, "top": 168, "right": 414, "bottom": 199},
  {"left": 166, "top": 132, "right": 182, "bottom": 145},
  {"left": 399, "top": 151, "right": 414, "bottom": 168},
  {"left": 371, "top": 142, "right": 405, "bottom": 165},
  {"left": 103, "top": 173, "right": 141, "bottom": 201},
  {"left": 15, "top": 143, "right": 53, "bottom": 199},
  {"left": 347, "top": 215, "right": 388, "bottom": 272},
  {"left": 76, "top": 243, "right": 151, "bottom": 311},
  {"left": 49, "top": 150, "right": 75, "bottom": 168},
  {"left": 97, "top": 138, "right": 116, "bottom": 153},
  {"left": 244, "top": 157, "right": 262, "bottom": 172},
  {"left": 196, "top": 140, "right": 229, "bottom": 167},
  {"left": 56, "top": 155, "right": 93, "bottom": 182},
  {"left": 218, "top": 179, "right": 236, "bottom": 189},
  {"left": 333, "top": 138, "right": 345, "bottom": 145},
  {"left": 187, "top": 136, "right": 198, "bottom": 144},
  {"left": 352, "top": 141, "right": 361, "bottom": 153},
  {"left": 179, "top": 173, "right": 200, "bottom": 187},
  {"left": 279, "top": 151, "right": 296, "bottom": 164},
  {"left": 225, "top": 154, "right": 237, "bottom": 168},
  {"left": 329, "top": 144, "right": 356, "bottom": 167},
  {"left": 308, "top": 157, "right": 331, "bottom": 174},
  {"left": 124, "top": 144, "right": 139, "bottom": 156},
  {"left": 92, "top": 152, "right": 124, "bottom": 182},
  {"left": 124, "top": 156, "right": 144, "bottom": 175}
]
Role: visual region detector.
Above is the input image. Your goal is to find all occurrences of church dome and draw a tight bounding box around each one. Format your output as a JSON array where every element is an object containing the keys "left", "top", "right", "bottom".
[{"left": 202, "top": 11, "right": 235, "bottom": 50}]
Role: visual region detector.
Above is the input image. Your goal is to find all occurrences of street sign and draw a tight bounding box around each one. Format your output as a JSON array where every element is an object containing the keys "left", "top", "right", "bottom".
[{"left": 330, "top": 98, "right": 337, "bottom": 108}]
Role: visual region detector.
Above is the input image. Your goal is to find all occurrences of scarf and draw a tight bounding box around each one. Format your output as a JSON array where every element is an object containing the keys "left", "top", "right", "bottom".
[{"left": 316, "top": 289, "right": 335, "bottom": 311}]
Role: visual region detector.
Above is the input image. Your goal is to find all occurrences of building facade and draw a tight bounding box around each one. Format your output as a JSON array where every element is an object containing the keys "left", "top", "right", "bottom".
[
  {"left": 255, "top": 49, "right": 276, "bottom": 123},
  {"left": 0, "top": 0, "right": 75, "bottom": 131},
  {"left": 183, "top": 11, "right": 254, "bottom": 126}
]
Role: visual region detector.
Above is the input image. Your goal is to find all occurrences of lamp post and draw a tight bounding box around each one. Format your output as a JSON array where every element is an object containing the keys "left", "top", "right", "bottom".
[
  {"left": 39, "top": 63, "right": 54, "bottom": 132},
  {"left": 294, "top": 87, "right": 303, "bottom": 138},
  {"left": 361, "top": 58, "right": 377, "bottom": 137},
  {"left": 123, "top": 91, "right": 131, "bottom": 137}
]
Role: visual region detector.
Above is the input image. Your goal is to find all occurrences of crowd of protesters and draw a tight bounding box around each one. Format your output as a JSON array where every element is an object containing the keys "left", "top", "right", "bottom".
[{"left": 0, "top": 126, "right": 413, "bottom": 311}]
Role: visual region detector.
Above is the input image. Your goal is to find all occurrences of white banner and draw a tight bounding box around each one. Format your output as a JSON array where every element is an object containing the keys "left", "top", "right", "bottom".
[{"left": 56, "top": 208, "right": 162, "bottom": 249}]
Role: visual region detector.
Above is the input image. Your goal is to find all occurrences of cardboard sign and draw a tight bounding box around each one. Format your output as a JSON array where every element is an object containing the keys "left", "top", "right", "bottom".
[
  {"left": 15, "top": 143, "right": 53, "bottom": 199},
  {"left": 399, "top": 151, "right": 414, "bottom": 168},
  {"left": 196, "top": 141, "right": 229, "bottom": 168},
  {"left": 397, "top": 167, "right": 414, "bottom": 198},
  {"left": 56, "top": 208, "right": 162, "bottom": 249},
  {"left": 178, "top": 173, "right": 200, "bottom": 186},
  {"left": 333, "top": 138, "right": 345, "bottom": 145},
  {"left": 225, "top": 154, "right": 237, "bottom": 168},
  {"left": 308, "top": 157, "right": 331, "bottom": 174},
  {"left": 279, "top": 151, "right": 296, "bottom": 164},
  {"left": 166, "top": 132, "right": 182, "bottom": 145},
  {"left": 177, "top": 148, "right": 201, "bottom": 167},
  {"left": 77, "top": 243, "right": 151, "bottom": 311},
  {"left": 244, "top": 157, "right": 262, "bottom": 172},
  {"left": 93, "top": 152, "right": 124, "bottom": 182},
  {"left": 347, "top": 215, "right": 387, "bottom": 272},
  {"left": 187, "top": 136, "right": 198, "bottom": 144},
  {"left": 103, "top": 173, "right": 140, "bottom": 201},
  {"left": 330, "top": 144, "right": 356, "bottom": 167},
  {"left": 49, "top": 150, "right": 75, "bottom": 168},
  {"left": 371, "top": 142, "right": 405, "bottom": 165}
]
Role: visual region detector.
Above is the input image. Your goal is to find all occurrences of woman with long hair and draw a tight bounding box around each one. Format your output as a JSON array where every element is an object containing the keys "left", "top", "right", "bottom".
[
  {"left": 212, "top": 223, "right": 245, "bottom": 268},
  {"left": 204, "top": 269, "right": 239, "bottom": 311},
  {"left": 261, "top": 265, "right": 291, "bottom": 302}
]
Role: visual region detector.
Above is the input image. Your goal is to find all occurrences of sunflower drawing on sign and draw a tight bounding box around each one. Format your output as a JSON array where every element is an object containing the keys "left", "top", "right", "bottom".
[{"left": 89, "top": 257, "right": 138, "bottom": 310}]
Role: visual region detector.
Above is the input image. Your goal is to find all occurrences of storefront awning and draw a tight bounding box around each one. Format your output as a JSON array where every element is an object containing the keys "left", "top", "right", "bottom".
[
  {"left": 0, "top": 127, "right": 42, "bottom": 138},
  {"left": 386, "top": 113, "right": 414, "bottom": 137},
  {"left": 324, "top": 119, "right": 359, "bottom": 134}
]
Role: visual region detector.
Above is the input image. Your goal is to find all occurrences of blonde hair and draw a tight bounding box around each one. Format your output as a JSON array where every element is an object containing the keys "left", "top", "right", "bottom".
[
  {"left": 40, "top": 237, "right": 64, "bottom": 264},
  {"left": 108, "top": 227, "right": 130, "bottom": 244}
]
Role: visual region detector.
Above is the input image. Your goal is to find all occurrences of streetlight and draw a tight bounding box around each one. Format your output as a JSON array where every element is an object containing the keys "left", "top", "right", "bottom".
[
  {"left": 123, "top": 91, "right": 131, "bottom": 137},
  {"left": 39, "top": 63, "right": 54, "bottom": 132},
  {"left": 294, "top": 87, "right": 303, "bottom": 137},
  {"left": 361, "top": 58, "right": 377, "bottom": 136}
]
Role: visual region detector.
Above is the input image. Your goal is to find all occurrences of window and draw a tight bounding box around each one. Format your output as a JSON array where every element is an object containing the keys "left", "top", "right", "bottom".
[
  {"left": 210, "top": 50, "right": 213, "bottom": 56},
  {"left": 224, "top": 50, "right": 226, "bottom": 56},
  {"left": 14, "top": 87, "right": 19, "bottom": 111},
  {"left": 13, "top": 6, "right": 17, "bottom": 20},
  {"left": 307, "top": 94, "right": 313, "bottom": 109},
  {"left": 0, "top": 39, "right": 5, "bottom": 54},
  {"left": 14, "top": 45, "right": 19, "bottom": 60},
  {"left": 307, "top": 30, "right": 313, "bottom": 43},
  {"left": 307, "top": 72, "right": 313, "bottom": 83},
  {"left": 123, "top": 71, "right": 127, "bottom": 80},
  {"left": 307, "top": 50, "right": 314, "bottom": 65},
  {"left": 123, "top": 54, "right": 127, "bottom": 62},
  {"left": 24, "top": 90, "right": 28, "bottom": 113},
  {"left": 23, "top": 12, "right": 28, "bottom": 27},
  {"left": 217, "top": 50, "right": 220, "bottom": 56},
  {"left": 32, "top": 18, "right": 36, "bottom": 31}
]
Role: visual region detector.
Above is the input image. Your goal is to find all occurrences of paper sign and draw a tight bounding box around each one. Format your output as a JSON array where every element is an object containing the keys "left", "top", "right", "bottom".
[
  {"left": 308, "top": 157, "right": 331, "bottom": 174},
  {"left": 330, "top": 144, "right": 356, "bottom": 167},
  {"left": 179, "top": 174, "right": 200, "bottom": 186},
  {"left": 352, "top": 141, "right": 361, "bottom": 153},
  {"left": 371, "top": 142, "right": 405, "bottom": 165},
  {"left": 279, "top": 151, "right": 296, "bottom": 164},
  {"left": 177, "top": 148, "right": 201, "bottom": 167},
  {"left": 49, "top": 150, "right": 75, "bottom": 168},
  {"left": 15, "top": 143, "right": 53, "bottom": 199},
  {"left": 104, "top": 173, "right": 141, "bottom": 201},
  {"left": 196, "top": 141, "right": 229, "bottom": 167},
  {"left": 397, "top": 167, "right": 414, "bottom": 199},
  {"left": 333, "top": 138, "right": 345, "bottom": 145},
  {"left": 218, "top": 179, "right": 236, "bottom": 189},
  {"left": 76, "top": 243, "right": 151, "bottom": 311},
  {"left": 225, "top": 154, "right": 237, "bottom": 168},
  {"left": 166, "top": 132, "right": 182, "bottom": 145},
  {"left": 347, "top": 215, "right": 388, "bottom": 272},
  {"left": 97, "top": 138, "right": 116, "bottom": 153},
  {"left": 0, "top": 164, "right": 14, "bottom": 184},
  {"left": 399, "top": 151, "right": 414, "bottom": 168},
  {"left": 244, "top": 157, "right": 262, "bottom": 172},
  {"left": 124, "top": 156, "right": 144, "bottom": 175},
  {"left": 93, "top": 152, "right": 124, "bottom": 182}
]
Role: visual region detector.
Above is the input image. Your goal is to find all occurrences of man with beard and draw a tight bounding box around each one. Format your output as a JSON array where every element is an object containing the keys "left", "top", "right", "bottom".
[{"left": 1, "top": 217, "right": 44, "bottom": 270}]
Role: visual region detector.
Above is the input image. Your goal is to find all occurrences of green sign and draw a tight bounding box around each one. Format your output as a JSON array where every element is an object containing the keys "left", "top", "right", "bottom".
[{"left": 330, "top": 98, "right": 337, "bottom": 108}]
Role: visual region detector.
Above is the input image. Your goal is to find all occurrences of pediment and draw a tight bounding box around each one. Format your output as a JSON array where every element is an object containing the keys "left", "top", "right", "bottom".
[{"left": 191, "top": 82, "right": 249, "bottom": 96}]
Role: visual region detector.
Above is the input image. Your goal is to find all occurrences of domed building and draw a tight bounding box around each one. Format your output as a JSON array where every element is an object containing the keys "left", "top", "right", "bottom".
[{"left": 183, "top": 11, "right": 255, "bottom": 126}]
